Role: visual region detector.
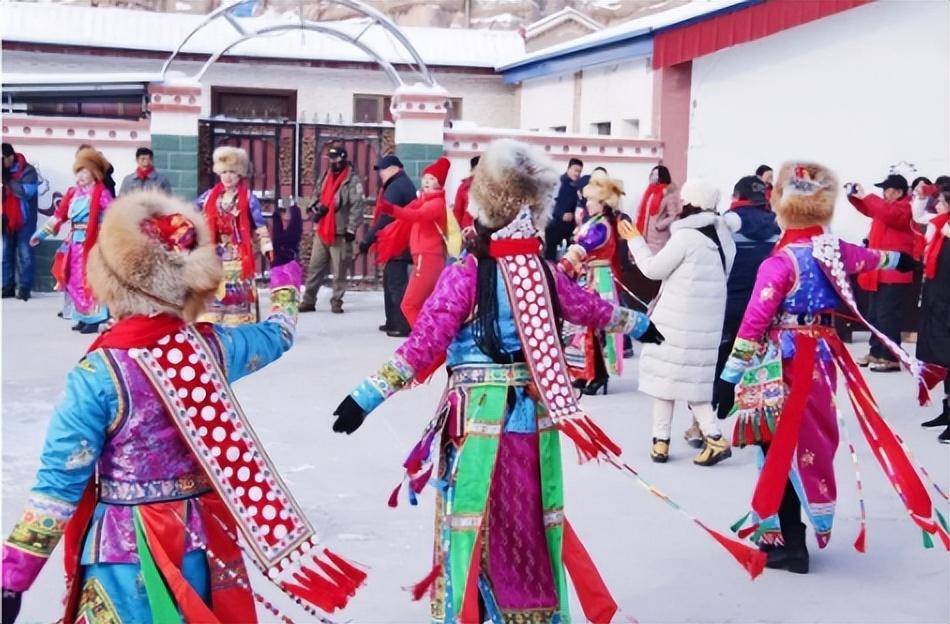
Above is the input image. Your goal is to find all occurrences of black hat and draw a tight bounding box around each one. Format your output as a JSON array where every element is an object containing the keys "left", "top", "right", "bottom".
[
  {"left": 374, "top": 154, "right": 404, "bottom": 170},
  {"left": 874, "top": 174, "right": 909, "bottom": 193},
  {"left": 2, "top": 143, "right": 14, "bottom": 158},
  {"left": 327, "top": 146, "right": 347, "bottom": 160},
  {"left": 733, "top": 175, "right": 768, "bottom": 203}
]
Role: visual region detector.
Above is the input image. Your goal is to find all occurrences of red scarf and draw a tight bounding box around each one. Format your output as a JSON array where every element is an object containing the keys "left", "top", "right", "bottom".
[
  {"left": 56, "top": 183, "right": 106, "bottom": 256},
  {"left": 204, "top": 182, "right": 255, "bottom": 279},
  {"left": 774, "top": 225, "right": 824, "bottom": 251},
  {"left": 729, "top": 198, "right": 759, "bottom": 210},
  {"left": 317, "top": 166, "right": 351, "bottom": 245},
  {"left": 3, "top": 153, "right": 29, "bottom": 232},
  {"left": 635, "top": 183, "right": 667, "bottom": 231},
  {"left": 136, "top": 165, "right": 154, "bottom": 181},
  {"left": 87, "top": 313, "right": 185, "bottom": 353},
  {"left": 924, "top": 213, "right": 949, "bottom": 280},
  {"left": 372, "top": 194, "right": 411, "bottom": 265}
]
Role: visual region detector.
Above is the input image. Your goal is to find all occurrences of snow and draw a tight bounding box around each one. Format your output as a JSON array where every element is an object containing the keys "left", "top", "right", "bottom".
[
  {"left": 2, "top": 292, "right": 948, "bottom": 623},
  {"left": 1, "top": 3, "right": 525, "bottom": 69}
]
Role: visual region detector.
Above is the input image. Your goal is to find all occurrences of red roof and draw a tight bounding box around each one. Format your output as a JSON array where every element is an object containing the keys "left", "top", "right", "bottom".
[{"left": 652, "top": 0, "right": 871, "bottom": 69}]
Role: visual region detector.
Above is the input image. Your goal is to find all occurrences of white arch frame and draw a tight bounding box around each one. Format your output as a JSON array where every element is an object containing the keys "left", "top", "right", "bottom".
[{"left": 160, "top": 0, "right": 435, "bottom": 87}]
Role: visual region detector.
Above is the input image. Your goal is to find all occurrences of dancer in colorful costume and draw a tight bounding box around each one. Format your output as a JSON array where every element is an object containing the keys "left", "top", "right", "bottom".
[
  {"left": 2, "top": 191, "right": 363, "bottom": 622},
  {"left": 560, "top": 174, "right": 626, "bottom": 395},
  {"left": 722, "top": 161, "right": 948, "bottom": 575},
  {"left": 197, "top": 146, "right": 273, "bottom": 325},
  {"left": 31, "top": 147, "right": 113, "bottom": 334},
  {"left": 331, "top": 139, "right": 664, "bottom": 623}
]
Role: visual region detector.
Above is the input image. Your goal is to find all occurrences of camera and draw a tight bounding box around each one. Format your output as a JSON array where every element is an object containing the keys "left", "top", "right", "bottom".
[{"left": 844, "top": 182, "right": 859, "bottom": 196}]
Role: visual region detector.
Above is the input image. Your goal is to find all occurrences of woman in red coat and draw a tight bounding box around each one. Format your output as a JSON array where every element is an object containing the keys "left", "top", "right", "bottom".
[{"left": 380, "top": 156, "right": 451, "bottom": 326}]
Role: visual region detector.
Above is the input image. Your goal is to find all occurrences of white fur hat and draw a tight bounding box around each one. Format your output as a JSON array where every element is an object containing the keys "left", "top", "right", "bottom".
[
  {"left": 469, "top": 139, "right": 560, "bottom": 232},
  {"left": 680, "top": 179, "right": 721, "bottom": 211},
  {"left": 212, "top": 146, "right": 250, "bottom": 177}
]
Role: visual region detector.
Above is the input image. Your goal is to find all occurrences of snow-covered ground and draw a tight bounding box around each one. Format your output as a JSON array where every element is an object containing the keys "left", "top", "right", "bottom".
[{"left": 2, "top": 291, "right": 948, "bottom": 623}]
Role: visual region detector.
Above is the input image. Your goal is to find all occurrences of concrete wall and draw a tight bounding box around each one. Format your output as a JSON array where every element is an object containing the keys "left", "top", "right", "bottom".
[
  {"left": 519, "top": 58, "right": 654, "bottom": 138},
  {"left": 687, "top": 0, "right": 950, "bottom": 242}
]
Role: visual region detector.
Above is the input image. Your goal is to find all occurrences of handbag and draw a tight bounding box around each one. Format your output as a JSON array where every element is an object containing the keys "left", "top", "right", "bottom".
[{"left": 730, "top": 340, "right": 785, "bottom": 447}]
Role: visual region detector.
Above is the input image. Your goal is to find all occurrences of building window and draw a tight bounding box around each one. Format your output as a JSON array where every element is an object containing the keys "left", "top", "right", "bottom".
[
  {"left": 353, "top": 94, "right": 393, "bottom": 123},
  {"left": 623, "top": 118, "right": 640, "bottom": 138},
  {"left": 211, "top": 87, "right": 296, "bottom": 120},
  {"left": 551, "top": 125, "right": 567, "bottom": 133},
  {"left": 591, "top": 121, "right": 611, "bottom": 136},
  {"left": 1, "top": 92, "right": 146, "bottom": 120}
]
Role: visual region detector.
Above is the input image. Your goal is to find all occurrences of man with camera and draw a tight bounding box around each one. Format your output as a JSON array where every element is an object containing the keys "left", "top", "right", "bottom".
[
  {"left": 301, "top": 144, "right": 365, "bottom": 314},
  {"left": 847, "top": 173, "right": 916, "bottom": 372}
]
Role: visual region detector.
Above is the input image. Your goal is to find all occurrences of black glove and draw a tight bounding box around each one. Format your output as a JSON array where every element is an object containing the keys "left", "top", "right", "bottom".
[
  {"left": 332, "top": 396, "right": 368, "bottom": 435},
  {"left": 358, "top": 241, "right": 371, "bottom": 255},
  {"left": 895, "top": 252, "right": 920, "bottom": 273},
  {"left": 638, "top": 321, "right": 665, "bottom": 345},
  {"left": 310, "top": 205, "right": 329, "bottom": 222},
  {"left": 715, "top": 381, "right": 736, "bottom": 420},
  {"left": 2, "top": 589, "right": 22, "bottom": 624},
  {"left": 344, "top": 231, "right": 356, "bottom": 244}
]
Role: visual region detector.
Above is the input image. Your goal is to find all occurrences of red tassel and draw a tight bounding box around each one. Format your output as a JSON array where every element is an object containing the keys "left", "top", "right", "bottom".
[
  {"left": 853, "top": 525, "right": 866, "bottom": 553},
  {"left": 314, "top": 557, "right": 358, "bottom": 596},
  {"left": 408, "top": 563, "right": 442, "bottom": 601},
  {"left": 323, "top": 549, "right": 369, "bottom": 586},
  {"left": 296, "top": 566, "right": 349, "bottom": 610},
  {"left": 388, "top": 482, "right": 402, "bottom": 508},
  {"left": 410, "top": 465, "right": 434, "bottom": 494},
  {"left": 583, "top": 416, "right": 622, "bottom": 456},
  {"left": 699, "top": 522, "right": 767, "bottom": 580},
  {"left": 737, "top": 524, "right": 758, "bottom": 540}
]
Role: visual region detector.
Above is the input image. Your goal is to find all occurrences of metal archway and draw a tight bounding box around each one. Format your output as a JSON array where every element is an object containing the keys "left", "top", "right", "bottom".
[{"left": 160, "top": 0, "right": 435, "bottom": 87}]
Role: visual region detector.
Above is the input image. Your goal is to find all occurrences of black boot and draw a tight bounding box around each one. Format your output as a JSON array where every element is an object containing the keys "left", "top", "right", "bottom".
[
  {"left": 572, "top": 378, "right": 588, "bottom": 390},
  {"left": 79, "top": 322, "right": 101, "bottom": 334},
  {"left": 16, "top": 288, "right": 30, "bottom": 301},
  {"left": 1, "top": 286, "right": 14, "bottom": 298},
  {"left": 582, "top": 377, "right": 608, "bottom": 396},
  {"left": 938, "top": 425, "right": 950, "bottom": 444},
  {"left": 922, "top": 399, "right": 949, "bottom": 428},
  {"left": 766, "top": 522, "right": 809, "bottom": 574},
  {"left": 72, "top": 322, "right": 85, "bottom": 331}
]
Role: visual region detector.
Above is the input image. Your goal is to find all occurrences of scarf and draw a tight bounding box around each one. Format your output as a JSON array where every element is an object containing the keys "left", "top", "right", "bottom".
[
  {"left": 3, "top": 154, "right": 29, "bottom": 233},
  {"left": 924, "top": 213, "right": 949, "bottom": 280},
  {"left": 204, "top": 182, "right": 255, "bottom": 279},
  {"left": 635, "top": 182, "right": 667, "bottom": 232},
  {"left": 730, "top": 198, "right": 759, "bottom": 210},
  {"left": 87, "top": 313, "right": 185, "bottom": 353},
  {"left": 774, "top": 225, "right": 825, "bottom": 251},
  {"left": 317, "top": 166, "right": 351, "bottom": 245},
  {"left": 56, "top": 183, "right": 106, "bottom": 256},
  {"left": 373, "top": 195, "right": 411, "bottom": 265},
  {"left": 136, "top": 166, "right": 155, "bottom": 181}
]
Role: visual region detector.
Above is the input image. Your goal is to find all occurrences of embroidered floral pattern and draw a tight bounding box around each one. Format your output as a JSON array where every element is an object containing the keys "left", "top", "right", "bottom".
[
  {"left": 76, "top": 577, "right": 122, "bottom": 624},
  {"left": 6, "top": 494, "right": 75, "bottom": 557},
  {"left": 801, "top": 449, "right": 815, "bottom": 466},
  {"left": 759, "top": 286, "right": 775, "bottom": 301},
  {"left": 99, "top": 473, "right": 213, "bottom": 504},
  {"left": 65, "top": 439, "right": 96, "bottom": 471}
]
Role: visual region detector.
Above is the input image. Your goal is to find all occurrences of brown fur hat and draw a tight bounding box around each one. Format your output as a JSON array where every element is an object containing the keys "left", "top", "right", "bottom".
[
  {"left": 73, "top": 147, "right": 110, "bottom": 182},
  {"left": 582, "top": 175, "right": 625, "bottom": 209},
  {"left": 470, "top": 139, "right": 559, "bottom": 231},
  {"left": 87, "top": 190, "right": 223, "bottom": 322},
  {"left": 771, "top": 161, "right": 838, "bottom": 228},
  {"left": 212, "top": 145, "right": 250, "bottom": 177}
]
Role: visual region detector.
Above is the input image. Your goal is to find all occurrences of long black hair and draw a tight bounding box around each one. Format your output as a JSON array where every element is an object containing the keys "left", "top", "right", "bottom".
[
  {"left": 652, "top": 165, "right": 672, "bottom": 185},
  {"left": 466, "top": 222, "right": 563, "bottom": 363}
]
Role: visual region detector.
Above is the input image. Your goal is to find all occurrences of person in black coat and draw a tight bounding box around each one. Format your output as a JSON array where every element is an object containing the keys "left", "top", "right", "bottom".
[
  {"left": 362, "top": 155, "right": 417, "bottom": 337},
  {"left": 713, "top": 175, "right": 781, "bottom": 418},
  {"left": 915, "top": 184, "right": 950, "bottom": 442},
  {"left": 543, "top": 158, "right": 583, "bottom": 260}
]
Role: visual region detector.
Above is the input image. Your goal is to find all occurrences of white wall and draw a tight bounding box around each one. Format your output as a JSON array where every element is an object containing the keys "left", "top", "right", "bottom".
[
  {"left": 519, "top": 73, "right": 575, "bottom": 131},
  {"left": 578, "top": 58, "right": 653, "bottom": 138},
  {"left": 687, "top": 0, "right": 950, "bottom": 242}
]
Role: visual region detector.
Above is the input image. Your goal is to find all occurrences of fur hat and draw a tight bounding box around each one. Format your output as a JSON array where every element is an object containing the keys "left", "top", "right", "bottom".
[
  {"left": 470, "top": 139, "right": 559, "bottom": 231},
  {"left": 680, "top": 179, "right": 721, "bottom": 211},
  {"left": 771, "top": 161, "right": 838, "bottom": 228},
  {"left": 213, "top": 146, "right": 250, "bottom": 177},
  {"left": 582, "top": 175, "right": 625, "bottom": 209},
  {"left": 87, "top": 190, "right": 223, "bottom": 322},
  {"left": 73, "top": 147, "right": 110, "bottom": 182}
]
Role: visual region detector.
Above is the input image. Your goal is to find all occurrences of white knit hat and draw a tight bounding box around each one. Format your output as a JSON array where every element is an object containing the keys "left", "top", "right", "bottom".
[{"left": 680, "top": 179, "right": 721, "bottom": 211}]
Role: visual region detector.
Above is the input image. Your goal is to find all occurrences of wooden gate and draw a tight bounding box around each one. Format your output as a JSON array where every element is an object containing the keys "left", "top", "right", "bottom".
[{"left": 198, "top": 119, "right": 395, "bottom": 288}]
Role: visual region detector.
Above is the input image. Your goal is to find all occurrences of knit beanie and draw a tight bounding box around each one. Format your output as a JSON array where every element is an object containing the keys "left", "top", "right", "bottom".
[{"left": 422, "top": 157, "right": 450, "bottom": 187}]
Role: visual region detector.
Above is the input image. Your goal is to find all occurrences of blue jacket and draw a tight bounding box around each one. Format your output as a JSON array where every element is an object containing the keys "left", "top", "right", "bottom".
[{"left": 724, "top": 204, "right": 780, "bottom": 319}]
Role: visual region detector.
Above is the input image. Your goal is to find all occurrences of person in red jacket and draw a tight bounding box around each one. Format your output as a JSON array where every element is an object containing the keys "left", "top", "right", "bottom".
[
  {"left": 453, "top": 155, "right": 478, "bottom": 230},
  {"left": 847, "top": 173, "right": 916, "bottom": 372},
  {"left": 380, "top": 156, "right": 450, "bottom": 326}
]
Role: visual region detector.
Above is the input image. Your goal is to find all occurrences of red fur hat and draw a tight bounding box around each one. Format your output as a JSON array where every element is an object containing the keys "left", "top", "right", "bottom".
[{"left": 422, "top": 156, "right": 450, "bottom": 187}]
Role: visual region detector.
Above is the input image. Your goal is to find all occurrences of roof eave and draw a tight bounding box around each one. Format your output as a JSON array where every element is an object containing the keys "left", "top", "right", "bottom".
[{"left": 500, "top": 35, "right": 652, "bottom": 84}]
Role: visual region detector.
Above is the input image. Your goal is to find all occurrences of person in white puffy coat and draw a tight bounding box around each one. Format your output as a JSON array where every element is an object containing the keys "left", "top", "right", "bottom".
[{"left": 619, "top": 179, "right": 737, "bottom": 466}]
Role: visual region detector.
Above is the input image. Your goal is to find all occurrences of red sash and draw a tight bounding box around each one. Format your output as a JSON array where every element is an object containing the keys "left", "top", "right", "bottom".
[
  {"left": 924, "top": 213, "right": 949, "bottom": 280},
  {"left": 317, "top": 167, "right": 350, "bottom": 245},
  {"left": 204, "top": 182, "right": 255, "bottom": 279}
]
